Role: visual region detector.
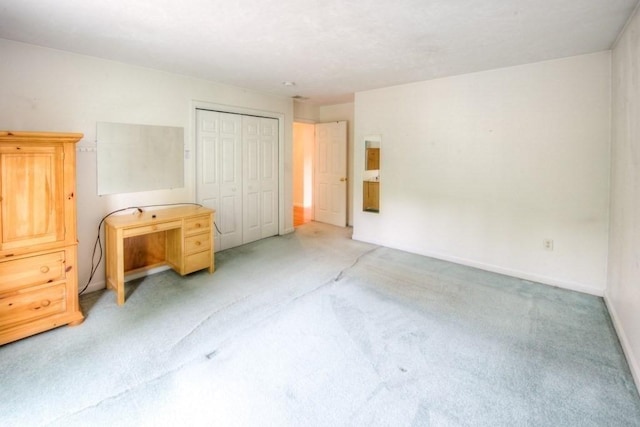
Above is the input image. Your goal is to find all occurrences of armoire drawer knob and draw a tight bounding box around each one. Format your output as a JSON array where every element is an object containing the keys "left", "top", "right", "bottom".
[{"left": 40, "top": 266, "right": 50, "bottom": 274}]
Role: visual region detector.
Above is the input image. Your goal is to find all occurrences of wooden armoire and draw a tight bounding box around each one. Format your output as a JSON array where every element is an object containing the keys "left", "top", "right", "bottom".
[{"left": 0, "top": 131, "right": 84, "bottom": 345}]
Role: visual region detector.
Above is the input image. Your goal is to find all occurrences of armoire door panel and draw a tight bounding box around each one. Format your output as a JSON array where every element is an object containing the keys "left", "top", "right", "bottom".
[{"left": 1, "top": 146, "right": 65, "bottom": 250}]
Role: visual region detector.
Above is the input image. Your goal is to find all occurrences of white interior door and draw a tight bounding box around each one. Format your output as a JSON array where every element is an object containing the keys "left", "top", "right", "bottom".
[
  {"left": 314, "top": 121, "right": 347, "bottom": 227},
  {"left": 242, "top": 116, "right": 278, "bottom": 244},
  {"left": 196, "top": 110, "right": 242, "bottom": 251}
]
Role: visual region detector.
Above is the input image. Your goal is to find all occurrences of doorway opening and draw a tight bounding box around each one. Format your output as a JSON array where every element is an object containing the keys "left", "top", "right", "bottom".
[
  {"left": 293, "top": 122, "right": 314, "bottom": 227},
  {"left": 293, "top": 120, "right": 348, "bottom": 228}
]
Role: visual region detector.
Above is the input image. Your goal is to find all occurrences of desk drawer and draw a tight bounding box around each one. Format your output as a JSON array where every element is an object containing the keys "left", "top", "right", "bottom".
[
  {"left": 0, "top": 283, "right": 66, "bottom": 329},
  {"left": 185, "top": 233, "right": 211, "bottom": 254},
  {"left": 185, "top": 215, "right": 211, "bottom": 235},
  {"left": 184, "top": 250, "right": 211, "bottom": 274},
  {"left": 0, "top": 252, "right": 66, "bottom": 293},
  {"left": 122, "top": 220, "right": 182, "bottom": 238}
]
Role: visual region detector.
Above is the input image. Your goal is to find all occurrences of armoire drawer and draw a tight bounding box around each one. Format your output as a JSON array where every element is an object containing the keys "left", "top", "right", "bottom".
[
  {"left": 184, "top": 215, "right": 211, "bottom": 235},
  {"left": 184, "top": 250, "right": 211, "bottom": 274},
  {"left": 185, "top": 233, "right": 211, "bottom": 254},
  {"left": 0, "top": 283, "right": 67, "bottom": 329},
  {"left": 0, "top": 251, "right": 66, "bottom": 293}
]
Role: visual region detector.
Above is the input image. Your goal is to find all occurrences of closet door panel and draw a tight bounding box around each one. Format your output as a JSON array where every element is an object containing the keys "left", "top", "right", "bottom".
[
  {"left": 242, "top": 116, "right": 262, "bottom": 244},
  {"left": 262, "top": 190, "right": 275, "bottom": 228},
  {"left": 198, "top": 110, "right": 278, "bottom": 250},
  {"left": 259, "top": 118, "right": 279, "bottom": 238},
  {"left": 197, "top": 110, "right": 242, "bottom": 251},
  {"left": 218, "top": 115, "right": 242, "bottom": 250},
  {"left": 196, "top": 110, "right": 220, "bottom": 250}
]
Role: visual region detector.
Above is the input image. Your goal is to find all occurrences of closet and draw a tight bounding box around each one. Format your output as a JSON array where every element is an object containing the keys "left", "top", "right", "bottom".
[{"left": 196, "top": 110, "right": 278, "bottom": 251}]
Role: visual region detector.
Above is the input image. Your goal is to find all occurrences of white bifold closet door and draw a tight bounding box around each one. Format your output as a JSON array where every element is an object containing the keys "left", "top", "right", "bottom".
[
  {"left": 196, "top": 109, "right": 278, "bottom": 251},
  {"left": 242, "top": 115, "right": 278, "bottom": 244}
]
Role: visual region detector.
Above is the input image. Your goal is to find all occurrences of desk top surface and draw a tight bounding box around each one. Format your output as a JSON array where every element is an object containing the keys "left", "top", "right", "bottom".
[{"left": 105, "top": 205, "right": 214, "bottom": 228}]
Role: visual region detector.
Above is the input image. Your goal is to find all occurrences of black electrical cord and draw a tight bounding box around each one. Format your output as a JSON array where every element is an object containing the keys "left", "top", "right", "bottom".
[{"left": 79, "top": 202, "right": 219, "bottom": 295}]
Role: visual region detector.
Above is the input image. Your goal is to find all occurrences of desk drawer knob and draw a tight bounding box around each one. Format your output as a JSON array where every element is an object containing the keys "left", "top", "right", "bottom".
[{"left": 40, "top": 266, "right": 50, "bottom": 274}]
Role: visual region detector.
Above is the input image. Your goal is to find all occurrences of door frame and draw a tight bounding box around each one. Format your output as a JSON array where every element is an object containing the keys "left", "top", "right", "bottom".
[{"left": 191, "top": 100, "right": 287, "bottom": 237}]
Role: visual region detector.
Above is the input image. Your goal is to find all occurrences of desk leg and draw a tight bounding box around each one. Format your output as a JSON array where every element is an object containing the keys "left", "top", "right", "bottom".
[{"left": 106, "top": 225, "right": 126, "bottom": 305}]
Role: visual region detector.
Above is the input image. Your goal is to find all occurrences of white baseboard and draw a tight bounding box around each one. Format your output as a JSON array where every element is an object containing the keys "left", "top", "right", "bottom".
[
  {"left": 440, "top": 253, "right": 604, "bottom": 296},
  {"left": 604, "top": 291, "right": 640, "bottom": 393},
  {"left": 82, "top": 280, "right": 106, "bottom": 294},
  {"left": 80, "top": 265, "right": 172, "bottom": 295},
  {"left": 351, "top": 233, "right": 604, "bottom": 296}
]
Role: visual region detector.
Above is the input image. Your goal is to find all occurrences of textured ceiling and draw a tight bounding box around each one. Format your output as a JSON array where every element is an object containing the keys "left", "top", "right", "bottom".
[{"left": 0, "top": 0, "right": 637, "bottom": 105}]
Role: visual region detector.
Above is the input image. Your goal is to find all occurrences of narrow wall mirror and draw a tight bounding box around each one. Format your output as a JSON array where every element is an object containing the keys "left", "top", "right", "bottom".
[{"left": 363, "top": 136, "right": 380, "bottom": 213}]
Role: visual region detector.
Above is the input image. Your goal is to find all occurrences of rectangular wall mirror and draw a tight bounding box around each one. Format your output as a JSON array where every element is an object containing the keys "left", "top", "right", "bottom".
[{"left": 363, "top": 136, "right": 380, "bottom": 213}]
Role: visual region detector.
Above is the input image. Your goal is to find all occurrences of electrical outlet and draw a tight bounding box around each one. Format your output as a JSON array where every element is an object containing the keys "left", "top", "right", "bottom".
[{"left": 543, "top": 239, "right": 554, "bottom": 251}]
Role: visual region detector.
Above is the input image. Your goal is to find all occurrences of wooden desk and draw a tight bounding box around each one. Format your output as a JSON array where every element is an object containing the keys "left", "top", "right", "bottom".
[{"left": 105, "top": 206, "right": 215, "bottom": 305}]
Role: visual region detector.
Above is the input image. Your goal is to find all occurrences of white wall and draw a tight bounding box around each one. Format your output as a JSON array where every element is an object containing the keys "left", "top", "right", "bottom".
[
  {"left": 354, "top": 52, "right": 611, "bottom": 295},
  {"left": 293, "top": 101, "right": 320, "bottom": 122},
  {"left": 0, "top": 38, "right": 294, "bottom": 293},
  {"left": 608, "top": 5, "right": 640, "bottom": 389}
]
